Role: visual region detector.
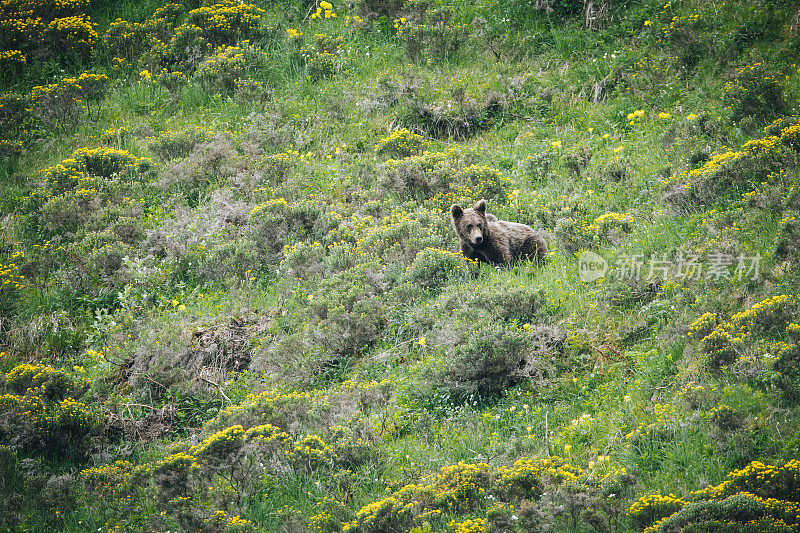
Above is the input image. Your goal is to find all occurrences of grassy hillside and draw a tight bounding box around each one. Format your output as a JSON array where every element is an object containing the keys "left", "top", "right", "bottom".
[{"left": 2, "top": 0, "right": 800, "bottom": 531}]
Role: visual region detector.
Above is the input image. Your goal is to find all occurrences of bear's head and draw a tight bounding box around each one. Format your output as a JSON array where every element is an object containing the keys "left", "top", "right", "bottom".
[{"left": 451, "top": 199, "right": 489, "bottom": 246}]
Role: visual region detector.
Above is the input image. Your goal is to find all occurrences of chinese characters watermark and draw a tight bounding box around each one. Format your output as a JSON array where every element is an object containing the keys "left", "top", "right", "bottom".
[{"left": 578, "top": 250, "right": 761, "bottom": 282}]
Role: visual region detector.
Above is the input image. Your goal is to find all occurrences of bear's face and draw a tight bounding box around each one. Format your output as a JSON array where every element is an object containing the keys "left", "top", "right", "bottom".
[{"left": 451, "top": 199, "right": 489, "bottom": 246}]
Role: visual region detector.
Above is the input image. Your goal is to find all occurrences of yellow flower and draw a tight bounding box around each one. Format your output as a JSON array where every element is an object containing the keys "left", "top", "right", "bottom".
[
  {"left": 658, "top": 112, "right": 672, "bottom": 119},
  {"left": 686, "top": 113, "right": 698, "bottom": 120},
  {"left": 418, "top": 336, "right": 426, "bottom": 346},
  {"left": 320, "top": 0, "right": 332, "bottom": 9},
  {"left": 551, "top": 140, "right": 562, "bottom": 150},
  {"left": 644, "top": 20, "right": 652, "bottom": 26}
]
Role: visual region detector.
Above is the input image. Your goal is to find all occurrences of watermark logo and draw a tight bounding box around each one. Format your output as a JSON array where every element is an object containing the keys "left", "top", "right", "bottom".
[
  {"left": 577, "top": 250, "right": 762, "bottom": 282},
  {"left": 578, "top": 251, "right": 608, "bottom": 282}
]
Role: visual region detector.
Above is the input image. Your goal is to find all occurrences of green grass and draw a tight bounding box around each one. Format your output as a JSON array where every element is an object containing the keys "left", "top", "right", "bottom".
[{"left": 2, "top": 0, "right": 800, "bottom": 531}]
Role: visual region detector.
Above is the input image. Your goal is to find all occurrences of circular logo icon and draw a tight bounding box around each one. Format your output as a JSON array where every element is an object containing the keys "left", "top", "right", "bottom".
[{"left": 578, "top": 251, "right": 607, "bottom": 282}]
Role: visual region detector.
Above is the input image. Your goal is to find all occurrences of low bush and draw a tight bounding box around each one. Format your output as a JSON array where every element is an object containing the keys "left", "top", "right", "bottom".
[
  {"left": 43, "top": 16, "right": 98, "bottom": 61},
  {"left": 400, "top": 247, "right": 478, "bottom": 291},
  {"left": 724, "top": 63, "right": 787, "bottom": 130},
  {"left": 1, "top": 364, "right": 100, "bottom": 458},
  {"left": 433, "top": 323, "right": 545, "bottom": 402},
  {"left": 194, "top": 44, "right": 266, "bottom": 95},
  {"left": 4, "top": 363, "right": 86, "bottom": 401},
  {"left": 148, "top": 127, "right": 215, "bottom": 161},
  {"left": 664, "top": 123, "right": 797, "bottom": 205},
  {"left": 200, "top": 237, "right": 263, "bottom": 281},
  {"left": 397, "top": 10, "right": 469, "bottom": 61},
  {"left": 401, "top": 90, "right": 508, "bottom": 141},
  {"left": 280, "top": 240, "right": 325, "bottom": 279},
  {"left": 374, "top": 128, "right": 427, "bottom": 159}
]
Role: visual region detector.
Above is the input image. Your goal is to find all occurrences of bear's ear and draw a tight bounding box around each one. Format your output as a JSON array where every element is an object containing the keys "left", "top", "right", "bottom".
[
  {"left": 450, "top": 204, "right": 463, "bottom": 219},
  {"left": 473, "top": 199, "right": 487, "bottom": 214}
]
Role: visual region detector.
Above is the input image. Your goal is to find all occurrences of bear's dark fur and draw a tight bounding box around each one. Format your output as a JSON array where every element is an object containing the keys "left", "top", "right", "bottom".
[{"left": 450, "top": 199, "right": 547, "bottom": 266}]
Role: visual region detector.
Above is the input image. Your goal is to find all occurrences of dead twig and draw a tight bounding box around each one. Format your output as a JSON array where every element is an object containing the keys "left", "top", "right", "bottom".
[{"left": 198, "top": 375, "right": 231, "bottom": 405}]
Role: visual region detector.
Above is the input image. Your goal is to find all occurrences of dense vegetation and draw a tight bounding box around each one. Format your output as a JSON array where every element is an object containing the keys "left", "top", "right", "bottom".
[{"left": 2, "top": 0, "right": 800, "bottom": 531}]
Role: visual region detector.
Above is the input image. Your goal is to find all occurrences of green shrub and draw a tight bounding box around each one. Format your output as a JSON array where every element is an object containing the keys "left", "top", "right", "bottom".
[
  {"left": 158, "top": 135, "right": 238, "bottom": 199},
  {"left": 29, "top": 76, "right": 85, "bottom": 131},
  {"left": 248, "top": 198, "right": 291, "bottom": 260},
  {"left": 101, "top": 18, "right": 150, "bottom": 60},
  {"left": 626, "top": 494, "right": 687, "bottom": 531},
  {"left": 378, "top": 149, "right": 510, "bottom": 208},
  {"left": 74, "top": 230, "right": 131, "bottom": 281},
  {"left": 405, "top": 283, "right": 550, "bottom": 340},
  {"left": 200, "top": 237, "right": 263, "bottom": 281},
  {"left": 764, "top": 116, "right": 800, "bottom": 138},
  {"left": 375, "top": 128, "right": 428, "bottom": 159},
  {"left": 554, "top": 216, "right": 591, "bottom": 253},
  {"left": 257, "top": 153, "right": 296, "bottom": 185},
  {"left": 522, "top": 150, "right": 558, "bottom": 181},
  {"left": 109, "top": 216, "right": 144, "bottom": 244},
  {"left": 379, "top": 149, "right": 461, "bottom": 199},
  {"left": 43, "top": 15, "right": 98, "bottom": 60},
  {"left": 280, "top": 240, "right": 325, "bottom": 279},
  {"left": 400, "top": 246, "right": 478, "bottom": 290},
  {"left": 401, "top": 91, "right": 507, "bottom": 141},
  {"left": 724, "top": 64, "right": 787, "bottom": 129},
  {"left": 451, "top": 164, "right": 513, "bottom": 207},
  {"left": 2, "top": 365, "right": 99, "bottom": 458},
  {"left": 307, "top": 50, "right": 342, "bottom": 80},
  {"left": 328, "top": 205, "right": 450, "bottom": 266},
  {"left": 39, "top": 398, "right": 103, "bottom": 457},
  {"left": 194, "top": 44, "right": 266, "bottom": 94},
  {"left": 4, "top": 363, "right": 86, "bottom": 401},
  {"left": 0, "top": 49, "right": 26, "bottom": 84},
  {"left": 308, "top": 261, "right": 388, "bottom": 357},
  {"left": 775, "top": 214, "right": 800, "bottom": 260},
  {"left": 184, "top": 1, "right": 265, "bottom": 47},
  {"left": 38, "top": 188, "right": 97, "bottom": 233},
  {"left": 148, "top": 127, "right": 215, "bottom": 161},
  {"left": 353, "top": 0, "right": 406, "bottom": 19},
  {"left": 397, "top": 13, "right": 469, "bottom": 61},
  {"left": 666, "top": 131, "right": 793, "bottom": 205},
  {"left": 780, "top": 123, "right": 800, "bottom": 152},
  {"left": 433, "top": 324, "right": 534, "bottom": 402},
  {"left": 300, "top": 33, "right": 347, "bottom": 80},
  {"left": 648, "top": 493, "right": 797, "bottom": 532},
  {"left": 471, "top": 285, "right": 547, "bottom": 323},
  {"left": 585, "top": 211, "right": 633, "bottom": 244},
  {"left": 0, "top": 138, "right": 23, "bottom": 161}
]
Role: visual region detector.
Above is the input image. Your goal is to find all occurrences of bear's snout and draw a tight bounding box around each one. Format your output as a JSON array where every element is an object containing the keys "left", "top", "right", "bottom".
[{"left": 471, "top": 229, "right": 483, "bottom": 245}]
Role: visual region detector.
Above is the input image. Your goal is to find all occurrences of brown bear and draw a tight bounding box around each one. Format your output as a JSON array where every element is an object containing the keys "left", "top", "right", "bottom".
[{"left": 450, "top": 199, "right": 547, "bottom": 266}]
